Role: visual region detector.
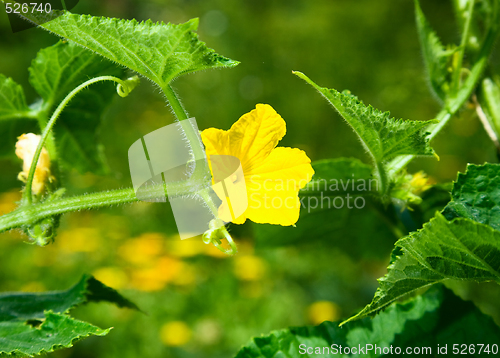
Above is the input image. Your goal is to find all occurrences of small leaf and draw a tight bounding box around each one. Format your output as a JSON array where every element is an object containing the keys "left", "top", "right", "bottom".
[
  {"left": 415, "top": 0, "right": 456, "bottom": 100},
  {"left": 443, "top": 163, "right": 500, "bottom": 231},
  {"left": 0, "top": 74, "right": 31, "bottom": 121},
  {"left": 235, "top": 286, "right": 500, "bottom": 358},
  {"left": 33, "top": 13, "right": 239, "bottom": 87},
  {"left": 0, "top": 274, "right": 139, "bottom": 322},
  {"left": 0, "top": 311, "right": 109, "bottom": 357},
  {"left": 29, "top": 40, "right": 123, "bottom": 174},
  {"left": 293, "top": 71, "right": 436, "bottom": 164},
  {"left": 342, "top": 213, "right": 500, "bottom": 324},
  {"left": 0, "top": 75, "right": 37, "bottom": 160}
]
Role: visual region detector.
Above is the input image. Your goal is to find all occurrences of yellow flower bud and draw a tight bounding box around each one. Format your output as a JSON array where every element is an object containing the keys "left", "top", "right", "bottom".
[{"left": 15, "top": 133, "right": 51, "bottom": 195}]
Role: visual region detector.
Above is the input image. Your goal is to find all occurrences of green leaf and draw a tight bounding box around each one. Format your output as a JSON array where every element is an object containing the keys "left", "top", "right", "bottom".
[
  {"left": 0, "top": 75, "right": 37, "bottom": 160},
  {"left": 33, "top": 13, "right": 238, "bottom": 87},
  {"left": 0, "top": 274, "right": 138, "bottom": 321},
  {"left": 293, "top": 71, "right": 436, "bottom": 164},
  {"left": 300, "top": 158, "right": 377, "bottom": 197},
  {"left": 405, "top": 183, "right": 452, "bottom": 230},
  {"left": 29, "top": 40, "right": 120, "bottom": 107},
  {"left": 0, "top": 74, "right": 31, "bottom": 122},
  {"left": 342, "top": 212, "right": 500, "bottom": 324},
  {"left": 0, "top": 311, "right": 109, "bottom": 357},
  {"left": 29, "top": 40, "right": 123, "bottom": 173},
  {"left": 235, "top": 285, "right": 500, "bottom": 358},
  {"left": 415, "top": 0, "right": 456, "bottom": 100},
  {"left": 443, "top": 163, "right": 500, "bottom": 231},
  {"left": 0, "top": 275, "right": 139, "bottom": 356}
]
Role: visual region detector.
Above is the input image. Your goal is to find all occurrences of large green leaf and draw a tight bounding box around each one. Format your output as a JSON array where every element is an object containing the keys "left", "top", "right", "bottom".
[
  {"left": 415, "top": 0, "right": 455, "bottom": 101},
  {"left": 342, "top": 213, "right": 500, "bottom": 324},
  {"left": 443, "top": 163, "right": 500, "bottom": 231},
  {"left": 293, "top": 71, "right": 436, "bottom": 164},
  {"left": 28, "top": 40, "right": 123, "bottom": 173},
  {"left": 0, "top": 274, "right": 139, "bottom": 356},
  {"left": 33, "top": 13, "right": 239, "bottom": 87},
  {"left": 0, "top": 312, "right": 109, "bottom": 357},
  {"left": 235, "top": 286, "right": 500, "bottom": 358}
]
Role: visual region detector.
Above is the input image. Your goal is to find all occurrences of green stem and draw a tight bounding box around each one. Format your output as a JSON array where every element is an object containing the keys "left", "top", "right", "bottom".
[
  {"left": 162, "top": 85, "right": 236, "bottom": 254},
  {"left": 35, "top": 110, "right": 58, "bottom": 163},
  {"left": 374, "top": 160, "right": 388, "bottom": 197},
  {"left": 22, "top": 75, "right": 129, "bottom": 205},
  {"left": 0, "top": 179, "right": 199, "bottom": 234},
  {"left": 162, "top": 85, "right": 208, "bottom": 165},
  {"left": 163, "top": 84, "right": 188, "bottom": 121},
  {"left": 451, "top": 0, "right": 475, "bottom": 95},
  {"left": 387, "top": 13, "right": 499, "bottom": 177}
]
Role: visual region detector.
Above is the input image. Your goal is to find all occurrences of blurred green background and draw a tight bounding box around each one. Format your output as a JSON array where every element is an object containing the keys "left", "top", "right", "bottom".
[{"left": 0, "top": 0, "right": 499, "bottom": 357}]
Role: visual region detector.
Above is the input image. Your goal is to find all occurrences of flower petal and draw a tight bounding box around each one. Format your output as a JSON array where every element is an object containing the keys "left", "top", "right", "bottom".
[
  {"left": 249, "top": 147, "right": 314, "bottom": 187},
  {"left": 201, "top": 104, "right": 286, "bottom": 173},
  {"left": 244, "top": 147, "right": 314, "bottom": 226}
]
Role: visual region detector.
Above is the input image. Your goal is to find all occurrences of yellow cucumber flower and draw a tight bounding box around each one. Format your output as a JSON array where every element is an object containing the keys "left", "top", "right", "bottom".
[
  {"left": 15, "top": 133, "right": 51, "bottom": 195},
  {"left": 201, "top": 104, "right": 314, "bottom": 226}
]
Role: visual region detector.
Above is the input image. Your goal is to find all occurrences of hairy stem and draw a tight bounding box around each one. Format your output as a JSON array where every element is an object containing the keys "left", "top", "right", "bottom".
[
  {"left": 23, "top": 75, "right": 129, "bottom": 205},
  {"left": 387, "top": 14, "right": 499, "bottom": 176},
  {"left": 0, "top": 179, "right": 201, "bottom": 233},
  {"left": 451, "top": 0, "right": 475, "bottom": 95},
  {"left": 162, "top": 85, "right": 235, "bottom": 253},
  {"left": 163, "top": 85, "right": 207, "bottom": 163}
]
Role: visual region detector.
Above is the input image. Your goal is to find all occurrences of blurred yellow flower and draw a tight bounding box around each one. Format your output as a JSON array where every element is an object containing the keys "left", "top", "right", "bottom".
[
  {"left": 307, "top": 301, "right": 340, "bottom": 325},
  {"left": 155, "top": 256, "right": 183, "bottom": 282},
  {"left": 234, "top": 255, "right": 267, "bottom": 281},
  {"left": 131, "top": 268, "right": 167, "bottom": 291},
  {"left": 160, "top": 321, "right": 191, "bottom": 346},
  {"left": 93, "top": 267, "right": 128, "bottom": 289},
  {"left": 171, "top": 263, "right": 196, "bottom": 286},
  {"left": 168, "top": 237, "right": 206, "bottom": 257},
  {"left": 201, "top": 104, "right": 314, "bottom": 226},
  {"left": 129, "top": 256, "right": 187, "bottom": 291},
  {"left": 118, "top": 233, "right": 166, "bottom": 265},
  {"left": 15, "top": 133, "right": 51, "bottom": 195},
  {"left": 57, "top": 228, "right": 101, "bottom": 253}
]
